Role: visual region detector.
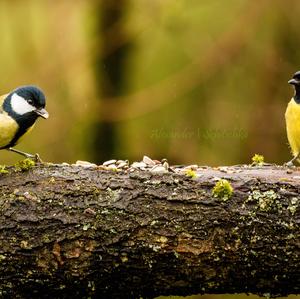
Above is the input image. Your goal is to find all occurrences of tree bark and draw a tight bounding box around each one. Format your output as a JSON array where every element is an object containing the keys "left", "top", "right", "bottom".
[{"left": 0, "top": 163, "right": 298, "bottom": 298}]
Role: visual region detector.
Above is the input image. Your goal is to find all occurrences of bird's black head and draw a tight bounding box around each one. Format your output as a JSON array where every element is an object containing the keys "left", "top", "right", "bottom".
[
  {"left": 14, "top": 85, "right": 46, "bottom": 108},
  {"left": 288, "top": 71, "right": 300, "bottom": 86},
  {"left": 4, "top": 85, "right": 49, "bottom": 120}
]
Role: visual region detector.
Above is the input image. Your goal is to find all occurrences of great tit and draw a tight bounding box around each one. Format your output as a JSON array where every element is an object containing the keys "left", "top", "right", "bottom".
[
  {"left": 0, "top": 85, "right": 48, "bottom": 160},
  {"left": 285, "top": 71, "right": 300, "bottom": 165}
]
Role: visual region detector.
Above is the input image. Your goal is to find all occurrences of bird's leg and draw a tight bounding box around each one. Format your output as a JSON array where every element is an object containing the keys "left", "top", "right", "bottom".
[
  {"left": 284, "top": 153, "right": 300, "bottom": 167},
  {"left": 7, "top": 148, "right": 42, "bottom": 162}
]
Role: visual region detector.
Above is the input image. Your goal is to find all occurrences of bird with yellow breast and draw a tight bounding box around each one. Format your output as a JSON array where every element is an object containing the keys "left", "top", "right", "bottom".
[
  {"left": 0, "top": 85, "right": 48, "bottom": 160},
  {"left": 285, "top": 71, "right": 300, "bottom": 166}
]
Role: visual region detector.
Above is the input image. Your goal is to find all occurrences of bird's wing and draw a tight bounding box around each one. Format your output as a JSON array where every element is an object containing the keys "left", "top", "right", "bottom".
[{"left": 0, "top": 94, "right": 8, "bottom": 113}]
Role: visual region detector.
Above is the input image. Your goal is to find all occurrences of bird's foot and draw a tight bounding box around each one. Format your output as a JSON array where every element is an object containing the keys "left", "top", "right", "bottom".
[
  {"left": 24, "top": 153, "right": 42, "bottom": 163},
  {"left": 284, "top": 160, "right": 296, "bottom": 168},
  {"left": 8, "top": 148, "right": 42, "bottom": 163},
  {"left": 284, "top": 153, "right": 300, "bottom": 167}
]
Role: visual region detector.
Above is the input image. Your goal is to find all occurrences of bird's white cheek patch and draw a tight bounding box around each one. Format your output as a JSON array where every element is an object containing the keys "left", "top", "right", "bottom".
[{"left": 11, "top": 93, "right": 35, "bottom": 115}]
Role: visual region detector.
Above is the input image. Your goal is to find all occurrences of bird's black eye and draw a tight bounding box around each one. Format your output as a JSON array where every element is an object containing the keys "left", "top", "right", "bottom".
[{"left": 27, "top": 99, "right": 33, "bottom": 105}]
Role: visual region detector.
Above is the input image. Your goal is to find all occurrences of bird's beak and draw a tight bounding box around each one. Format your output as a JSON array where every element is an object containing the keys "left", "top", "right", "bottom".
[
  {"left": 35, "top": 108, "right": 49, "bottom": 119},
  {"left": 288, "top": 78, "right": 300, "bottom": 85}
]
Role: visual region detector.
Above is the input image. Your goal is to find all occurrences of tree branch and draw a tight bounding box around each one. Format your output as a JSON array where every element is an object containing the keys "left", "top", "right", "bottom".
[{"left": 0, "top": 163, "right": 298, "bottom": 298}]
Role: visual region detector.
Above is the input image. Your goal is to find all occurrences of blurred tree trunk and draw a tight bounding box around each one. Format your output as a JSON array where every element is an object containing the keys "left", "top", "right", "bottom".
[
  {"left": 92, "top": 0, "right": 129, "bottom": 163},
  {"left": 0, "top": 164, "right": 298, "bottom": 298}
]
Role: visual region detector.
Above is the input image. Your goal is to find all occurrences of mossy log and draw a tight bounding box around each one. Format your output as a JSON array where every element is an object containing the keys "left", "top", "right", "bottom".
[{"left": 0, "top": 163, "right": 299, "bottom": 298}]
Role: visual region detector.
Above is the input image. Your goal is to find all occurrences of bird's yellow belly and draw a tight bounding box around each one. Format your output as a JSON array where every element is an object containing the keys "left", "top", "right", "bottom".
[
  {"left": 285, "top": 99, "right": 300, "bottom": 156},
  {"left": 0, "top": 114, "right": 19, "bottom": 148}
]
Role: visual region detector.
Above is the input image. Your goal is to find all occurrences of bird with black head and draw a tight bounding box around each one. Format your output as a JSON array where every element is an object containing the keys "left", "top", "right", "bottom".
[
  {"left": 285, "top": 71, "right": 300, "bottom": 165},
  {"left": 0, "top": 85, "right": 48, "bottom": 160}
]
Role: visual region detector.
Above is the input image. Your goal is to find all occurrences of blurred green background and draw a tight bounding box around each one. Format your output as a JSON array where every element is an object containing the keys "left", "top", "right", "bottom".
[
  {"left": 0, "top": 0, "right": 299, "bottom": 167},
  {"left": 0, "top": 1, "right": 299, "bottom": 298}
]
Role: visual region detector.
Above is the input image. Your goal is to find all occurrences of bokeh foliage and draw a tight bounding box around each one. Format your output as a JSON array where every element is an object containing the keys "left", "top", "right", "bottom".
[
  {"left": 0, "top": 0, "right": 298, "bottom": 166},
  {"left": 0, "top": 1, "right": 299, "bottom": 298}
]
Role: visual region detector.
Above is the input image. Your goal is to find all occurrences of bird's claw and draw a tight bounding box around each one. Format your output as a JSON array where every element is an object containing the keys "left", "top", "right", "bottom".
[
  {"left": 284, "top": 161, "right": 296, "bottom": 168},
  {"left": 8, "top": 148, "right": 42, "bottom": 163},
  {"left": 28, "top": 153, "right": 42, "bottom": 163}
]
